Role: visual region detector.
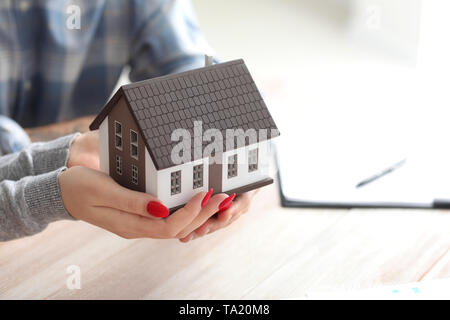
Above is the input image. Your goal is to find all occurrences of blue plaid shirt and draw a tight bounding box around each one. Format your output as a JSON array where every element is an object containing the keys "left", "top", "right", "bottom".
[{"left": 0, "top": 0, "right": 213, "bottom": 154}]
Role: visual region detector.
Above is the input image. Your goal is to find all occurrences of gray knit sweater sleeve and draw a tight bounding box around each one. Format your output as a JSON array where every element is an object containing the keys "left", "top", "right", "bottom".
[{"left": 0, "top": 133, "right": 80, "bottom": 241}]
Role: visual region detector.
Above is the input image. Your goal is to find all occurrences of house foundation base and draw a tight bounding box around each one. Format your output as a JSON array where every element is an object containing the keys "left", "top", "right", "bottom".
[{"left": 168, "top": 177, "right": 274, "bottom": 213}]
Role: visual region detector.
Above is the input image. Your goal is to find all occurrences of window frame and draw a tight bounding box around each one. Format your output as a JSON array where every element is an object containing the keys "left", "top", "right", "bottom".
[
  {"left": 115, "top": 121, "right": 123, "bottom": 151},
  {"left": 131, "top": 164, "right": 138, "bottom": 185},
  {"left": 193, "top": 164, "right": 204, "bottom": 189},
  {"left": 227, "top": 154, "right": 238, "bottom": 179},
  {"left": 248, "top": 148, "right": 258, "bottom": 172},
  {"left": 171, "top": 170, "right": 182, "bottom": 195},
  {"left": 116, "top": 155, "right": 122, "bottom": 175},
  {"left": 130, "top": 129, "right": 138, "bottom": 160}
]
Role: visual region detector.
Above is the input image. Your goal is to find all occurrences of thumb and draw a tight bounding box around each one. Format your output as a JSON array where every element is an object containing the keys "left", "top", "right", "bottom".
[{"left": 101, "top": 178, "right": 169, "bottom": 219}]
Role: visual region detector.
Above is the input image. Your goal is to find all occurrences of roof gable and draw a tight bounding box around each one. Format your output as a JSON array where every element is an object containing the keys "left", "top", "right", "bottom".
[{"left": 90, "top": 59, "right": 279, "bottom": 170}]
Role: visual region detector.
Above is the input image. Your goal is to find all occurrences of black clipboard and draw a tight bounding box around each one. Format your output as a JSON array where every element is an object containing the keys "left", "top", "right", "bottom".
[{"left": 274, "top": 144, "right": 450, "bottom": 210}]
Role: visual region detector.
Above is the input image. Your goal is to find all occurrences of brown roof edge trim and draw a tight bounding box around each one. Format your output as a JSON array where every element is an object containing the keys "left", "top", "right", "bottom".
[{"left": 89, "top": 88, "right": 124, "bottom": 130}]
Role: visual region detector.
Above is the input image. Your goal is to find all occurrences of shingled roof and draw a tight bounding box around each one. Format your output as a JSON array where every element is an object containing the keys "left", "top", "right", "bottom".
[{"left": 90, "top": 59, "right": 279, "bottom": 170}]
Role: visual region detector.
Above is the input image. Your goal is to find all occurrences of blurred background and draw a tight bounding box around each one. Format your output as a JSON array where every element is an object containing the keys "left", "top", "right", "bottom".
[{"left": 193, "top": 0, "right": 450, "bottom": 204}]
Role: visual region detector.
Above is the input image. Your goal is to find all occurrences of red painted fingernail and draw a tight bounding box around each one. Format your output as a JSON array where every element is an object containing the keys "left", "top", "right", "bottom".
[
  {"left": 147, "top": 201, "right": 169, "bottom": 218},
  {"left": 217, "top": 193, "right": 236, "bottom": 213},
  {"left": 201, "top": 188, "right": 213, "bottom": 207}
]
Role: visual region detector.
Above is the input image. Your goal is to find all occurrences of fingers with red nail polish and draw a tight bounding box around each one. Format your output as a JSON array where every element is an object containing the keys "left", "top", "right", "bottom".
[
  {"left": 217, "top": 193, "right": 235, "bottom": 213},
  {"left": 201, "top": 188, "right": 213, "bottom": 207},
  {"left": 147, "top": 201, "right": 169, "bottom": 218},
  {"left": 175, "top": 191, "right": 229, "bottom": 239},
  {"left": 179, "top": 190, "right": 259, "bottom": 243}
]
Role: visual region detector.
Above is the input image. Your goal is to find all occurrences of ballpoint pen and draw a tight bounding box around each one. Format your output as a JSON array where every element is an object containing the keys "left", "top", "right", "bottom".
[{"left": 356, "top": 159, "right": 406, "bottom": 188}]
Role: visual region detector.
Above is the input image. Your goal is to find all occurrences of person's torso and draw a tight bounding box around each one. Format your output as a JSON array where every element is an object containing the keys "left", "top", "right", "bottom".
[{"left": 0, "top": 0, "right": 135, "bottom": 127}]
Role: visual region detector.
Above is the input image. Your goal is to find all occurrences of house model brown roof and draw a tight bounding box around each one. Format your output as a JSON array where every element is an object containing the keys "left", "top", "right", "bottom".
[{"left": 90, "top": 59, "right": 279, "bottom": 170}]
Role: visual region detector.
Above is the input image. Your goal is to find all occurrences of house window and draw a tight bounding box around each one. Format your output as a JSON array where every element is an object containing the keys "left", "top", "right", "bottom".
[
  {"left": 116, "top": 155, "right": 122, "bottom": 175},
  {"left": 115, "top": 121, "right": 122, "bottom": 150},
  {"left": 248, "top": 148, "right": 258, "bottom": 172},
  {"left": 130, "top": 129, "right": 138, "bottom": 160},
  {"left": 171, "top": 170, "right": 181, "bottom": 195},
  {"left": 132, "top": 165, "right": 138, "bottom": 185},
  {"left": 193, "top": 164, "right": 203, "bottom": 189},
  {"left": 227, "top": 154, "right": 238, "bottom": 178}
]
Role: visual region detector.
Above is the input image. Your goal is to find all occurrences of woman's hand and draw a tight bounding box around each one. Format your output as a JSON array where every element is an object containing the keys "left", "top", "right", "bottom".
[
  {"left": 59, "top": 166, "right": 230, "bottom": 239},
  {"left": 67, "top": 130, "right": 99, "bottom": 170},
  {"left": 64, "top": 130, "right": 257, "bottom": 241},
  {"left": 179, "top": 189, "right": 259, "bottom": 242}
]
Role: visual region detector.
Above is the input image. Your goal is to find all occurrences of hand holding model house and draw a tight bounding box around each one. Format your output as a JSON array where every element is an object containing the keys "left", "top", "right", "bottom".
[
  {"left": 89, "top": 59, "right": 280, "bottom": 210},
  {"left": 60, "top": 58, "right": 279, "bottom": 241}
]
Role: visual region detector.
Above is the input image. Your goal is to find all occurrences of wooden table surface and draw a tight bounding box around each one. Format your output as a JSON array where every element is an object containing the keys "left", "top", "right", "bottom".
[{"left": 0, "top": 118, "right": 449, "bottom": 299}]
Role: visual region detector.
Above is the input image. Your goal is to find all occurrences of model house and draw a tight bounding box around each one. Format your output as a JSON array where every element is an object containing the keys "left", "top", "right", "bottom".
[{"left": 89, "top": 58, "right": 280, "bottom": 211}]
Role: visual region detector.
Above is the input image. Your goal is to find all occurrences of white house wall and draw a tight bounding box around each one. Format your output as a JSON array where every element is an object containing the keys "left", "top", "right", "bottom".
[
  {"left": 98, "top": 116, "right": 109, "bottom": 174},
  {"left": 221, "top": 140, "right": 271, "bottom": 192},
  {"left": 145, "top": 149, "right": 158, "bottom": 196},
  {"left": 157, "top": 158, "right": 210, "bottom": 209}
]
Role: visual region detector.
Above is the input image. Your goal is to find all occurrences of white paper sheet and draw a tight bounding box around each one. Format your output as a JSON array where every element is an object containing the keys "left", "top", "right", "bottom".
[{"left": 274, "top": 64, "right": 450, "bottom": 207}]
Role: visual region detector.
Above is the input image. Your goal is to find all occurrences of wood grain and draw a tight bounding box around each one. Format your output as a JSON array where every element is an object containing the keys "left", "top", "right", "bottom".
[
  {"left": 1, "top": 118, "right": 449, "bottom": 299},
  {"left": 0, "top": 179, "right": 449, "bottom": 299}
]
